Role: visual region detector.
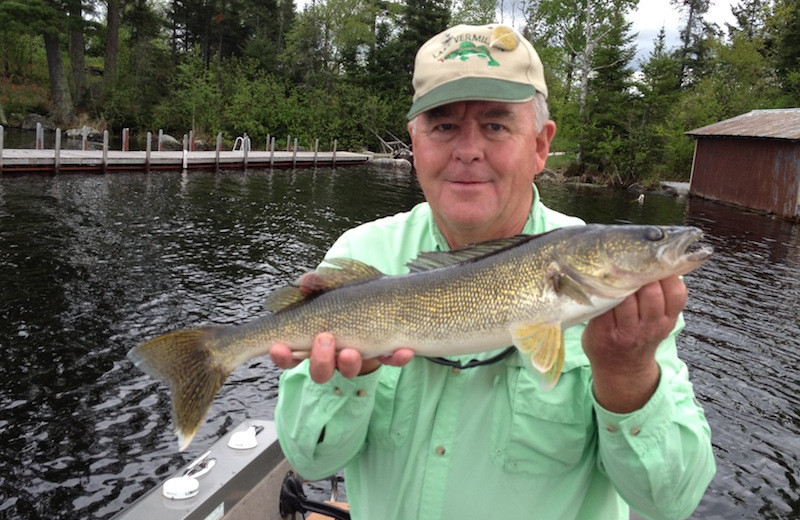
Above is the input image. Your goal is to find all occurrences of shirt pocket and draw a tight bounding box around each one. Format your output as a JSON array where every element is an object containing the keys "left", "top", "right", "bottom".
[
  {"left": 491, "top": 365, "right": 594, "bottom": 476},
  {"left": 366, "top": 364, "right": 421, "bottom": 449}
]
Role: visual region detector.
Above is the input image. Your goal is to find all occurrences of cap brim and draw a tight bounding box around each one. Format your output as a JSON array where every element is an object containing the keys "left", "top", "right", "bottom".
[{"left": 406, "top": 77, "right": 537, "bottom": 120}]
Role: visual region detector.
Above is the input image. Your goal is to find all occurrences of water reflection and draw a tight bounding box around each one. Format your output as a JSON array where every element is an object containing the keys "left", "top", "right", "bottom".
[{"left": 0, "top": 169, "right": 797, "bottom": 519}]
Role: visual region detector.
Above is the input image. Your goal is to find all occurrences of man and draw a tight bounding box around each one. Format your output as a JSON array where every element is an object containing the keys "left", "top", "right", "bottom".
[{"left": 270, "top": 23, "right": 715, "bottom": 519}]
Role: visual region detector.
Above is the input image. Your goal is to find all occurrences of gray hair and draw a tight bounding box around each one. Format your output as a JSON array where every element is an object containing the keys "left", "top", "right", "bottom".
[
  {"left": 409, "top": 93, "right": 550, "bottom": 136},
  {"left": 531, "top": 93, "right": 549, "bottom": 133}
]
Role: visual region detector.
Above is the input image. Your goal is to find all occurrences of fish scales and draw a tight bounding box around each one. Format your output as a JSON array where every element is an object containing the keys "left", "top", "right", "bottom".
[
  {"left": 236, "top": 239, "right": 556, "bottom": 353},
  {"left": 127, "top": 224, "right": 713, "bottom": 449}
]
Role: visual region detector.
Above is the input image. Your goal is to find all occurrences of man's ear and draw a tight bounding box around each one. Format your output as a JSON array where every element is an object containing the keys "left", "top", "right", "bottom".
[
  {"left": 408, "top": 118, "right": 419, "bottom": 170},
  {"left": 534, "top": 120, "right": 557, "bottom": 173}
]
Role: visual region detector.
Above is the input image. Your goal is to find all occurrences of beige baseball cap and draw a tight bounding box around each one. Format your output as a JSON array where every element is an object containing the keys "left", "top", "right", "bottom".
[{"left": 407, "top": 24, "right": 548, "bottom": 120}]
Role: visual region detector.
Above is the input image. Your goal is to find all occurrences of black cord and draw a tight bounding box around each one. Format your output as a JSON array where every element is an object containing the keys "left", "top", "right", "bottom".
[{"left": 425, "top": 346, "right": 516, "bottom": 369}]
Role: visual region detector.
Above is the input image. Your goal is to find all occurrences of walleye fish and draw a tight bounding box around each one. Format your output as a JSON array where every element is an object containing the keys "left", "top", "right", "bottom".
[{"left": 128, "top": 224, "right": 712, "bottom": 450}]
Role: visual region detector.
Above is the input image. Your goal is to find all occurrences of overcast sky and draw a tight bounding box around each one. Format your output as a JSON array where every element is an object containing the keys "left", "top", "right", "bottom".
[
  {"left": 288, "top": 0, "right": 739, "bottom": 67},
  {"left": 630, "top": 0, "right": 737, "bottom": 64}
]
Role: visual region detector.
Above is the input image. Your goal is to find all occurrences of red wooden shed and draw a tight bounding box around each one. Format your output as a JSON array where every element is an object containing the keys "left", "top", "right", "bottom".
[{"left": 686, "top": 108, "right": 800, "bottom": 220}]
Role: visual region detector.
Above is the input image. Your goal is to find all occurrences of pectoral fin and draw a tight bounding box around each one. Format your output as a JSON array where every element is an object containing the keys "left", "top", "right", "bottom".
[
  {"left": 510, "top": 322, "right": 565, "bottom": 391},
  {"left": 548, "top": 262, "right": 592, "bottom": 306}
]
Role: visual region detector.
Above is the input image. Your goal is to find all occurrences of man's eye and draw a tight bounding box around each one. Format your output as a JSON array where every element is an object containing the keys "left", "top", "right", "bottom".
[
  {"left": 487, "top": 123, "right": 505, "bottom": 132},
  {"left": 436, "top": 123, "right": 454, "bottom": 131}
]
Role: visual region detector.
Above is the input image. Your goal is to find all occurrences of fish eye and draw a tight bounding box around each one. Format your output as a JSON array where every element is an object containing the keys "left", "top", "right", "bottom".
[{"left": 644, "top": 227, "right": 664, "bottom": 241}]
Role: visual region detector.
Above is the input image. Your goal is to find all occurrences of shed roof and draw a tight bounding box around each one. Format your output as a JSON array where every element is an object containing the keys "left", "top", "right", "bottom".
[{"left": 686, "top": 108, "right": 800, "bottom": 140}]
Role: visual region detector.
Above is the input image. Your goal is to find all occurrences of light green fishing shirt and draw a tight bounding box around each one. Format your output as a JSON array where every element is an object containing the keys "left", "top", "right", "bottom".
[{"left": 275, "top": 185, "right": 715, "bottom": 520}]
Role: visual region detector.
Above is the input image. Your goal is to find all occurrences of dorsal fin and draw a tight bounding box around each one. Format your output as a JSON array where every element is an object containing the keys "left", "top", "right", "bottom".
[
  {"left": 406, "top": 234, "right": 540, "bottom": 273},
  {"left": 264, "top": 258, "right": 384, "bottom": 312}
]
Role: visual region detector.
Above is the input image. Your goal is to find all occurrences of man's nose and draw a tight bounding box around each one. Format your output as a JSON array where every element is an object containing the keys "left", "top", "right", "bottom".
[{"left": 452, "top": 125, "right": 485, "bottom": 163}]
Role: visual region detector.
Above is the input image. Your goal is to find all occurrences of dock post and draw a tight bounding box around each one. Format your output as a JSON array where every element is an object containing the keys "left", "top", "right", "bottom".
[
  {"left": 36, "top": 122, "right": 43, "bottom": 149},
  {"left": 314, "top": 138, "right": 319, "bottom": 168},
  {"left": 1, "top": 125, "right": 4, "bottom": 174},
  {"left": 332, "top": 139, "right": 338, "bottom": 167},
  {"left": 54, "top": 128, "right": 62, "bottom": 174},
  {"left": 182, "top": 134, "right": 188, "bottom": 170},
  {"left": 145, "top": 131, "right": 152, "bottom": 172},
  {"left": 189, "top": 130, "right": 194, "bottom": 152},
  {"left": 292, "top": 138, "right": 298, "bottom": 169},
  {"left": 102, "top": 130, "right": 109, "bottom": 173},
  {"left": 215, "top": 132, "right": 222, "bottom": 172},
  {"left": 122, "top": 128, "right": 129, "bottom": 151},
  {"left": 266, "top": 134, "right": 270, "bottom": 151},
  {"left": 243, "top": 132, "right": 249, "bottom": 170},
  {"left": 81, "top": 126, "right": 88, "bottom": 150},
  {"left": 286, "top": 135, "right": 290, "bottom": 152},
  {"left": 158, "top": 129, "right": 163, "bottom": 151},
  {"left": 270, "top": 136, "right": 275, "bottom": 169}
]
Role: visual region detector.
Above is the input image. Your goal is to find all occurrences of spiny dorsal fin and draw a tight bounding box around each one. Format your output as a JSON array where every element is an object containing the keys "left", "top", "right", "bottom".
[
  {"left": 264, "top": 258, "right": 384, "bottom": 312},
  {"left": 406, "top": 234, "right": 541, "bottom": 273}
]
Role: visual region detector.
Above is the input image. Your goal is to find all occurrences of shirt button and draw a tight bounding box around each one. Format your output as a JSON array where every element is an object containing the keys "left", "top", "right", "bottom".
[
  {"left": 333, "top": 387, "right": 343, "bottom": 396},
  {"left": 451, "top": 367, "right": 461, "bottom": 375},
  {"left": 435, "top": 445, "right": 446, "bottom": 456},
  {"left": 630, "top": 426, "right": 642, "bottom": 436},
  {"left": 605, "top": 424, "right": 618, "bottom": 433},
  {"left": 356, "top": 389, "right": 367, "bottom": 397}
]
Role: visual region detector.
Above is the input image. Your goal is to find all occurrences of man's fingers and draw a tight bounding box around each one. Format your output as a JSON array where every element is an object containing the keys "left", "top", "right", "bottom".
[
  {"left": 272, "top": 333, "right": 415, "bottom": 381},
  {"left": 337, "top": 348, "right": 364, "bottom": 378},
  {"left": 309, "top": 333, "right": 336, "bottom": 383},
  {"left": 635, "top": 281, "right": 666, "bottom": 322},
  {"left": 611, "top": 292, "right": 638, "bottom": 330},
  {"left": 269, "top": 343, "right": 300, "bottom": 369},
  {"left": 660, "top": 275, "right": 689, "bottom": 317},
  {"left": 379, "top": 348, "right": 415, "bottom": 367}
]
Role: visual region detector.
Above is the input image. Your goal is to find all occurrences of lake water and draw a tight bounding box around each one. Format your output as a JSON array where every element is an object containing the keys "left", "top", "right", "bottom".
[{"left": 0, "top": 167, "right": 797, "bottom": 519}]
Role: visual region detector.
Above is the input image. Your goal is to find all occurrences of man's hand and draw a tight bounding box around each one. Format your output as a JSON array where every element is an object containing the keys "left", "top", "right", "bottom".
[
  {"left": 583, "top": 275, "right": 688, "bottom": 413},
  {"left": 269, "top": 332, "right": 415, "bottom": 384}
]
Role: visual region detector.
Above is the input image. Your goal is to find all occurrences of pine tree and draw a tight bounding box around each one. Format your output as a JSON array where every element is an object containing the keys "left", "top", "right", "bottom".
[
  {"left": 580, "top": 9, "right": 637, "bottom": 181},
  {"left": 774, "top": 0, "right": 800, "bottom": 101}
]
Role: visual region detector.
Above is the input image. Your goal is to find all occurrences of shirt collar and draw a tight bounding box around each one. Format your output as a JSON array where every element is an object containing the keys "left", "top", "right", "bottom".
[{"left": 428, "top": 183, "right": 542, "bottom": 251}]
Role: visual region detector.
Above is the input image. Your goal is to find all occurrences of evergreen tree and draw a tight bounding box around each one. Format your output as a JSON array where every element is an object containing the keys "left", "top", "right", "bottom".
[
  {"left": 773, "top": 0, "right": 800, "bottom": 101},
  {"left": 451, "top": 0, "right": 496, "bottom": 25},
  {"left": 363, "top": 2, "right": 408, "bottom": 95},
  {"left": 670, "top": 0, "right": 717, "bottom": 87},
  {"left": 399, "top": 0, "right": 450, "bottom": 78},
  {"left": 0, "top": 0, "right": 77, "bottom": 122},
  {"left": 109, "top": 0, "right": 173, "bottom": 127},
  {"left": 580, "top": 10, "right": 637, "bottom": 181},
  {"left": 635, "top": 27, "right": 682, "bottom": 179},
  {"left": 102, "top": 0, "right": 121, "bottom": 103},
  {"left": 728, "top": 0, "right": 772, "bottom": 39},
  {"left": 279, "top": 2, "right": 336, "bottom": 89}
]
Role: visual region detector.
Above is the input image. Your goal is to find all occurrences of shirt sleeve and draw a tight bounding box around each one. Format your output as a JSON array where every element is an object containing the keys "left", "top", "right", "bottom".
[
  {"left": 592, "top": 314, "right": 716, "bottom": 520},
  {"left": 275, "top": 363, "right": 382, "bottom": 480}
]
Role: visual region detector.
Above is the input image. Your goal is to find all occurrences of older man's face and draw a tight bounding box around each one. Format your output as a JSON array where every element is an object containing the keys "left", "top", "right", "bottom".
[{"left": 408, "top": 100, "right": 555, "bottom": 248}]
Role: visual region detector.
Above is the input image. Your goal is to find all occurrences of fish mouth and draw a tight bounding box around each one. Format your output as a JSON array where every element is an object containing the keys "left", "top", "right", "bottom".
[{"left": 659, "top": 227, "right": 713, "bottom": 274}]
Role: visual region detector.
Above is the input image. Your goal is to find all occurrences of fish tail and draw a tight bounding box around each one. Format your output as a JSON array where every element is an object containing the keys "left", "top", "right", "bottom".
[{"left": 127, "top": 326, "right": 232, "bottom": 451}]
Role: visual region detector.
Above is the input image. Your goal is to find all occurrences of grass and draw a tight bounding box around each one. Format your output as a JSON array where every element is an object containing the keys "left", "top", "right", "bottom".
[{"left": 545, "top": 152, "right": 577, "bottom": 172}]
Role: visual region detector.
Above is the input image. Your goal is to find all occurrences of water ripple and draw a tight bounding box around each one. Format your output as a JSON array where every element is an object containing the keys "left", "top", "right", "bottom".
[{"left": 0, "top": 173, "right": 797, "bottom": 519}]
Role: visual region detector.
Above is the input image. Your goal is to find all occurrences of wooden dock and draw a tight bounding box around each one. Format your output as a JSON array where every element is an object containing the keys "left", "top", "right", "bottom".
[{"left": 0, "top": 148, "right": 370, "bottom": 173}]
